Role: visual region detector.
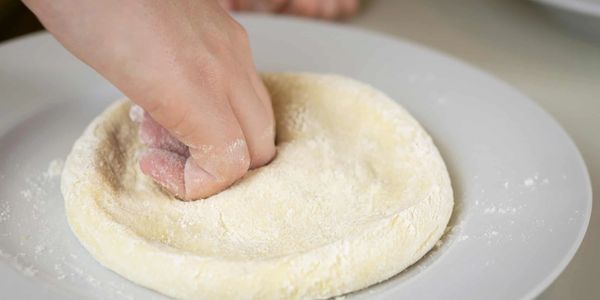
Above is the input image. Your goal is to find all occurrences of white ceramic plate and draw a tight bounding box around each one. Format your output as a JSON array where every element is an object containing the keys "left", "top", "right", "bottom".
[{"left": 0, "top": 15, "right": 592, "bottom": 300}]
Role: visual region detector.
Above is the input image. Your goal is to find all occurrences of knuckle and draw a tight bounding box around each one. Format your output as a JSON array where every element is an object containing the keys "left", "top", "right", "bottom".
[
  {"left": 224, "top": 138, "right": 251, "bottom": 180},
  {"left": 232, "top": 142, "right": 251, "bottom": 174},
  {"left": 190, "top": 136, "right": 250, "bottom": 183},
  {"left": 229, "top": 20, "right": 249, "bottom": 44}
]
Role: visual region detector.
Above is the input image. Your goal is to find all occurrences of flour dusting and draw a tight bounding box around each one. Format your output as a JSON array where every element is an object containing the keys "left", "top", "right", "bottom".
[
  {"left": 44, "top": 159, "right": 64, "bottom": 179},
  {"left": 0, "top": 201, "right": 9, "bottom": 222},
  {"left": 0, "top": 157, "right": 136, "bottom": 299}
]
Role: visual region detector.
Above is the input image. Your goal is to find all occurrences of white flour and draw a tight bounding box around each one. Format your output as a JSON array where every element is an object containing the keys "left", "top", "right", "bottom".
[
  {"left": 44, "top": 159, "right": 64, "bottom": 179},
  {"left": 0, "top": 158, "right": 136, "bottom": 299},
  {"left": 0, "top": 201, "right": 9, "bottom": 222}
]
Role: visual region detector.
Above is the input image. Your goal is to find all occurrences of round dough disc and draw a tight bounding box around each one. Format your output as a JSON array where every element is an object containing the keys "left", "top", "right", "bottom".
[{"left": 61, "top": 73, "right": 453, "bottom": 299}]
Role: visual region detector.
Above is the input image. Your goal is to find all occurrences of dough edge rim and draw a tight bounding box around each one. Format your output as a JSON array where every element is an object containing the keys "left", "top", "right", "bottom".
[{"left": 61, "top": 72, "right": 454, "bottom": 299}]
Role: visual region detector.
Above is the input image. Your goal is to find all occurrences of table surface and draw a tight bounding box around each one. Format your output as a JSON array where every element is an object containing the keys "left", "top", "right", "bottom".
[{"left": 349, "top": 0, "right": 599, "bottom": 298}]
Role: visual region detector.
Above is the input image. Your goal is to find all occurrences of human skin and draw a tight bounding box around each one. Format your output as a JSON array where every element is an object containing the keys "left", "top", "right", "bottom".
[
  {"left": 22, "top": 0, "right": 357, "bottom": 200},
  {"left": 23, "top": 0, "right": 275, "bottom": 200},
  {"left": 221, "top": 0, "right": 358, "bottom": 19}
]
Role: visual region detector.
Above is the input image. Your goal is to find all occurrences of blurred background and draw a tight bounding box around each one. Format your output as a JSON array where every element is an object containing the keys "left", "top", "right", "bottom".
[
  {"left": 0, "top": 0, "right": 42, "bottom": 42},
  {"left": 1, "top": 0, "right": 598, "bottom": 298}
]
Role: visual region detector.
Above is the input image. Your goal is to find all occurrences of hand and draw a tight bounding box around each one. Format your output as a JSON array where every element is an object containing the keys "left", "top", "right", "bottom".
[
  {"left": 24, "top": 0, "right": 276, "bottom": 200},
  {"left": 220, "top": 0, "right": 359, "bottom": 19}
]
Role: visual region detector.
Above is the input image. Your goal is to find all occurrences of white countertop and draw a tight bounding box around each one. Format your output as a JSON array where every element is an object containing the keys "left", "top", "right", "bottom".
[{"left": 349, "top": 0, "right": 599, "bottom": 298}]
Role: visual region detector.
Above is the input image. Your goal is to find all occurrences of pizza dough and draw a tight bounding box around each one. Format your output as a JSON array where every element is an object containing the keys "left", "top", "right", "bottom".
[{"left": 61, "top": 73, "right": 453, "bottom": 299}]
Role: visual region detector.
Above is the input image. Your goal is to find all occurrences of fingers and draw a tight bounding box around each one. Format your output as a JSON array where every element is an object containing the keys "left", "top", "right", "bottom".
[
  {"left": 139, "top": 148, "right": 186, "bottom": 197},
  {"left": 318, "top": 0, "right": 358, "bottom": 19},
  {"left": 129, "top": 15, "right": 275, "bottom": 200},
  {"left": 183, "top": 156, "right": 221, "bottom": 199},
  {"left": 238, "top": 45, "right": 277, "bottom": 168},
  {"left": 135, "top": 82, "right": 251, "bottom": 200},
  {"left": 139, "top": 111, "right": 188, "bottom": 156},
  {"left": 228, "top": 75, "right": 276, "bottom": 168},
  {"left": 136, "top": 76, "right": 274, "bottom": 200},
  {"left": 319, "top": 0, "right": 338, "bottom": 20},
  {"left": 266, "top": 0, "right": 289, "bottom": 12},
  {"left": 139, "top": 148, "right": 220, "bottom": 202},
  {"left": 131, "top": 67, "right": 275, "bottom": 200},
  {"left": 29, "top": 0, "right": 275, "bottom": 201},
  {"left": 229, "top": 0, "right": 287, "bottom": 12},
  {"left": 232, "top": 0, "right": 256, "bottom": 11},
  {"left": 135, "top": 104, "right": 251, "bottom": 200},
  {"left": 230, "top": 0, "right": 358, "bottom": 19},
  {"left": 284, "top": 0, "right": 319, "bottom": 17},
  {"left": 338, "top": 0, "right": 359, "bottom": 18}
]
